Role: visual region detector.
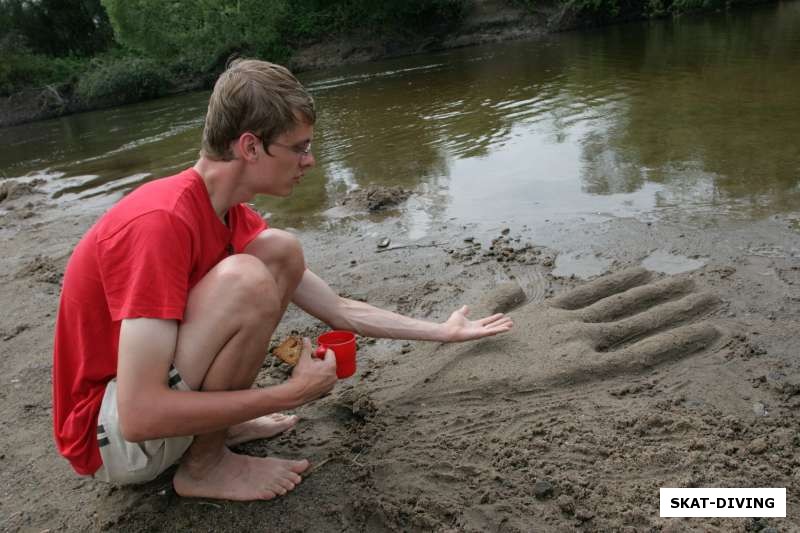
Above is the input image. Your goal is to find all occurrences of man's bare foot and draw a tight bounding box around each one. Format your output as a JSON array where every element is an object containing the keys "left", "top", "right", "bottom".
[
  {"left": 173, "top": 448, "right": 308, "bottom": 501},
  {"left": 226, "top": 413, "right": 299, "bottom": 447}
]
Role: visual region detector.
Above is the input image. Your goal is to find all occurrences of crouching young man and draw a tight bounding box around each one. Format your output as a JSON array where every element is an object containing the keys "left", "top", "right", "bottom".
[{"left": 52, "top": 59, "right": 513, "bottom": 501}]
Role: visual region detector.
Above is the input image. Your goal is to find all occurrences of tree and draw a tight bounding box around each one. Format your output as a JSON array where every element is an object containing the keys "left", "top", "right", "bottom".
[{"left": 0, "top": 0, "right": 113, "bottom": 57}]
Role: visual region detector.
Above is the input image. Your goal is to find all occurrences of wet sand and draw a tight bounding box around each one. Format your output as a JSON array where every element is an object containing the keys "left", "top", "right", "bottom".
[{"left": 0, "top": 183, "right": 798, "bottom": 532}]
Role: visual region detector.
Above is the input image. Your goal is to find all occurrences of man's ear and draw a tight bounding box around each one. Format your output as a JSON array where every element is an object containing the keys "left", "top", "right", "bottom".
[{"left": 234, "top": 132, "right": 261, "bottom": 162}]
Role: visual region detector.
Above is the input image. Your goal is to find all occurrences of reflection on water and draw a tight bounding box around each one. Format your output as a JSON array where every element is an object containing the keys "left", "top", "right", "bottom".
[
  {"left": 1, "top": 1, "right": 799, "bottom": 232},
  {"left": 0, "top": 92, "right": 208, "bottom": 201}
]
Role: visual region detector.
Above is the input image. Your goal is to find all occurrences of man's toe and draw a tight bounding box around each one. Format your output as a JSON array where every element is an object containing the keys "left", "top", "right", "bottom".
[{"left": 289, "top": 459, "right": 309, "bottom": 473}]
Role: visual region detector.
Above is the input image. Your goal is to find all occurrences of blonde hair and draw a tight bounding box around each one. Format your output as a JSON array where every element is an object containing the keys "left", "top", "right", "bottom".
[{"left": 201, "top": 59, "right": 315, "bottom": 161}]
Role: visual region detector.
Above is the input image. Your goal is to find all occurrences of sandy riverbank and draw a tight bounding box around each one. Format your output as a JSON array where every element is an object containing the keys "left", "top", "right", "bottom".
[{"left": 0, "top": 181, "right": 798, "bottom": 532}]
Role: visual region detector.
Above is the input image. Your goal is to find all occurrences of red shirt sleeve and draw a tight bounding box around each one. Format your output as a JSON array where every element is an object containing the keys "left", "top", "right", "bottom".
[
  {"left": 231, "top": 204, "right": 268, "bottom": 253},
  {"left": 96, "top": 210, "right": 193, "bottom": 321}
]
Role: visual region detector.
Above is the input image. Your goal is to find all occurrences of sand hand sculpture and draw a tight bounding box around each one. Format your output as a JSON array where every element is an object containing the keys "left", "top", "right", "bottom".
[
  {"left": 355, "top": 268, "right": 728, "bottom": 529},
  {"left": 388, "top": 267, "right": 724, "bottom": 404}
]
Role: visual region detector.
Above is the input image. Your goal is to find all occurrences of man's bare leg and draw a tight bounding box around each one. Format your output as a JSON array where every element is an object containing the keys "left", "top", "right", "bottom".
[
  {"left": 220, "top": 229, "right": 308, "bottom": 447},
  {"left": 171, "top": 230, "right": 308, "bottom": 500},
  {"left": 221, "top": 230, "right": 309, "bottom": 447}
]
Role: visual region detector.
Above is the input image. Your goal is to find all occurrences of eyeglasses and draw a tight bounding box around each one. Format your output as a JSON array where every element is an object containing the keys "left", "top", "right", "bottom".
[{"left": 269, "top": 140, "right": 313, "bottom": 159}]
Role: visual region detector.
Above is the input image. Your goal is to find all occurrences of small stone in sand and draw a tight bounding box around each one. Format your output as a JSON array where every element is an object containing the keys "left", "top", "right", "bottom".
[
  {"left": 0, "top": 179, "right": 43, "bottom": 203},
  {"left": 747, "top": 437, "right": 768, "bottom": 455},
  {"left": 557, "top": 495, "right": 575, "bottom": 515},
  {"left": 533, "top": 480, "right": 554, "bottom": 499}
]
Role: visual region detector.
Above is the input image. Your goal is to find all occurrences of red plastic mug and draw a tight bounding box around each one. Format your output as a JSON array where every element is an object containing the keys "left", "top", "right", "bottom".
[{"left": 314, "top": 330, "right": 357, "bottom": 379}]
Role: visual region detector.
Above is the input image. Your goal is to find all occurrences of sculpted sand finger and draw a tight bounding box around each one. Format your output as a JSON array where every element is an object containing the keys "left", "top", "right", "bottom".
[
  {"left": 583, "top": 291, "right": 721, "bottom": 351},
  {"left": 577, "top": 276, "right": 696, "bottom": 323},
  {"left": 549, "top": 267, "right": 652, "bottom": 310}
]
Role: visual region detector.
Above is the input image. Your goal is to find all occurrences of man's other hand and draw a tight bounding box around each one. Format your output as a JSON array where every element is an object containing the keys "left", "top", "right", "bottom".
[
  {"left": 442, "top": 305, "right": 514, "bottom": 342},
  {"left": 288, "top": 338, "right": 337, "bottom": 403}
]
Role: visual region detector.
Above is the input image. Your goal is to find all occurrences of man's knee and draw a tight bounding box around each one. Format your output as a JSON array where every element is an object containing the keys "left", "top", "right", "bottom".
[
  {"left": 216, "top": 254, "right": 282, "bottom": 322},
  {"left": 245, "top": 229, "right": 306, "bottom": 282}
]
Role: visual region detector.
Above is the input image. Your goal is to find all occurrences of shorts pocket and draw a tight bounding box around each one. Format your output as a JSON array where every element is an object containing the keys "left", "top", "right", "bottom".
[{"left": 97, "top": 380, "right": 159, "bottom": 481}]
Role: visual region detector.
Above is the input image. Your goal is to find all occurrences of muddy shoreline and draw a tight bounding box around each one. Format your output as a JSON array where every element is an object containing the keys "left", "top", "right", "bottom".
[{"left": 0, "top": 181, "right": 798, "bottom": 531}]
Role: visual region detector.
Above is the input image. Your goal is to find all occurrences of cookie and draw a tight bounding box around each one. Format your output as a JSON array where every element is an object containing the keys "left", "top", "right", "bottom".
[{"left": 274, "top": 335, "right": 303, "bottom": 366}]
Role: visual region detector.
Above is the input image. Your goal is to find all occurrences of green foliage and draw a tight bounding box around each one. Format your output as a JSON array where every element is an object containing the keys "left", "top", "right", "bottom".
[
  {"left": 280, "top": 0, "right": 467, "bottom": 41},
  {"left": 100, "top": 0, "right": 288, "bottom": 65},
  {"left": 75, "top": 55, "right": 170, "bottom": 103},
  {"left": 670, "top": 0, "right": 728, "bottom": 12},
  {"left": 99, "top": 0, "right": 466, "bottom": 65},
  {"left": 0, "top": 46, "right": 86, "bottom": 96}
]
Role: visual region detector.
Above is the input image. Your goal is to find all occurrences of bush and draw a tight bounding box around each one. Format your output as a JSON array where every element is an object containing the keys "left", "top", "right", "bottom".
[
  {"left": 100, "top": 0, "right": 467, "bottom": 64},
  {"left": 562, "top": 0, "right": 645, "bottom": 21},
  {"left": 281, "top": 0, "right": 468, "bottom": 42},
  {"left": 670, "top": 0, "right": 727, "bottom": 12},
  {"left": 0, "top": 40, "right": 86, "bottom": 96},
  {"left": 100, "top": 0, "right": 287, "bottom": 64},
  {"left": 75, "top": 55, "right": 171, "bottom": 104}
]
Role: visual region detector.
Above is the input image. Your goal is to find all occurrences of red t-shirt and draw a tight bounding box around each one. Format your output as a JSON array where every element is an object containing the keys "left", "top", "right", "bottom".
[{"left": 53, "top": 168, "right": 267, "bottom": 475}]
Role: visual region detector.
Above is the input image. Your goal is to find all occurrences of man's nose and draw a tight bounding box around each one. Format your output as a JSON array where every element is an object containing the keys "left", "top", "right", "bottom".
[{"left": 301, "top": 152, "right": 316, "bottom": 168}]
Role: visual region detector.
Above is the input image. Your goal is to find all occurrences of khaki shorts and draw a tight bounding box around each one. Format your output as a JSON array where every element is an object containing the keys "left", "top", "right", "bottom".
[{"left": 94, "top": 365, "right": 194, "bottom": 485}]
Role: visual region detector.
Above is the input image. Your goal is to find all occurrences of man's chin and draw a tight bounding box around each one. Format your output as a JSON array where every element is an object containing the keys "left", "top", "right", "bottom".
[{"left": 263, "top": 184, "right": 294, "bottom": 197}]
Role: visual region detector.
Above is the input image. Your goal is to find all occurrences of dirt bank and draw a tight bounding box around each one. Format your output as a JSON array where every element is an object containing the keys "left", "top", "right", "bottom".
[
  {"left": 0, "top": 180, "right": 797, "bottom": 532},
  {"left": 287, "top": 0, "right": 550, "bottom": 72}
]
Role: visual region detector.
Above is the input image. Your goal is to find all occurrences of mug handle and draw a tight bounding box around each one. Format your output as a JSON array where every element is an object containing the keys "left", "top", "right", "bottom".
[{"left": 314, "top": 344, "right": 327, "bottom": 359}]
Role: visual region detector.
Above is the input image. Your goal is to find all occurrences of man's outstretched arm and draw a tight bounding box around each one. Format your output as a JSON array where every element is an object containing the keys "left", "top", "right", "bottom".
[{"left": 291, "top": 269, "right": 513, "bottom": 342}]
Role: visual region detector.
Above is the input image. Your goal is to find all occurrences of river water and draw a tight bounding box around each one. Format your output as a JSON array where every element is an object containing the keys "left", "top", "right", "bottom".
[{"left": 1, "top": 2, "right": 799, "bottom": 237}]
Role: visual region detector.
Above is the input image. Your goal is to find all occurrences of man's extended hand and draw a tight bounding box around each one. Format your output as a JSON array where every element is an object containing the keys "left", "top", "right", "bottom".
[
  {"left": 287, "top": 338, "right": 337, "bottom": 404},
  {"left": 441, "top": 305, "right": 514, "bottom": 342}
]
